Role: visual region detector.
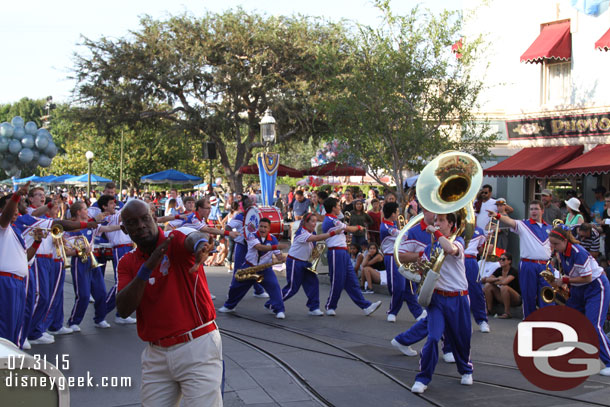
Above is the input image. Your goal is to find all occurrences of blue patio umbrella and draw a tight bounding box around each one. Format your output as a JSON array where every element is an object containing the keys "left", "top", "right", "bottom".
[
  {"left": 38, "top": 174, "right": 57, "bottom": 183},
  {"left": 141, "top": 169, "right": 201, "bottom": 184},
  {"left": 49, "top": 174, "right": 76, "bottom": 184},
  {"left": 65, "top": 174, "right": 112, "bottom": 186},
  {"left": 13, "top": 175, "right": 42, "bottom": 184}
]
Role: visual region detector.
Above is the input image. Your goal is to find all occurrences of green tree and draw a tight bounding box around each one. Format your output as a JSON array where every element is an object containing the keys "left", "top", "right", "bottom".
[
  {"left": 326, "top": 1, "right": 496, "bottom": 206},
  {"left": 72, "top": 9, "right": 346, "bottom": 193}
]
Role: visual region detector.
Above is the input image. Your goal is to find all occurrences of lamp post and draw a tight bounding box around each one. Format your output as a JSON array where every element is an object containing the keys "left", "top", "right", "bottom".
[
  {"left": 85, "top": 151, "right": 94, "bottom": 197},
  {"left": 260, "top": 108, "right": 276, "bottom": 151}
]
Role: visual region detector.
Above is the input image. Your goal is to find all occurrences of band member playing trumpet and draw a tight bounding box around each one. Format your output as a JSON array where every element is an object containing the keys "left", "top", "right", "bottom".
[
  {"left": 66, "top": 202, "right": 121, "bottom": 332},
  {"left": 488, "top": 200, "right": 551, "bottom": 318},
  {"left": 548, "top": 226, "right": 610, "bottom": 376},
  {"left": 322, "top": 197, "right": 381, "bottom": 316},
  {"left": 411, "top": 213, "right": 474, "bottom": 394},
  {"left": 219, "top": 218, "right": 288, "bottom": 318},
  {"left": 381, "top": 202, "right": 424, "bottom": 323},
  {"left": 281, "top": 212, "right": 340, "bottom": 316}
]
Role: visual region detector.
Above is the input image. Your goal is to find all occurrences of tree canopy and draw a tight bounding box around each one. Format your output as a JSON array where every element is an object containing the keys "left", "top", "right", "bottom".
[{"left": 72, "top": 9, "right": 346, "bottom": 192}]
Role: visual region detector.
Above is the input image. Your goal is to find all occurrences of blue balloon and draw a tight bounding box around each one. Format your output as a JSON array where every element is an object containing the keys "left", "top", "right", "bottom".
[
  {"left": 35, "top": 134, "right": 49, "bottom": 150},
  {"left": 0, "top": 122, "right": 14, "bottom": 138},
  {"left": 18, "top": 148, "right": 34, "bottom": 163},
  {"left": 0, "top": 158, "right": 11, "bottom": 171},
  {"left": 45, "top": 141, "right": 57, "bottom": 158},
  {"left": 35, "top": 128, "right": 51, "bottom": 139},
  {"left": 11, "top": 116, "right": 24, "bottom": 128},
  {"left": 24, "top": 121, "right": 38, "bottom": 135},
  {"left": 13, "top": 126, "right": 25, "bottom": 140},
  {"left": 21, "top": 135, "right": 35, "bottom": 149},
  {"left": 0, "top": 137, "right": 8, "bottom": 152},
  {"left": 38, "top": 154, "right": 52, "bottom": 168},
  {"left": 4, "top": 154, "right": 15, "bottom": 164},
  {"left": 32, "top": 150, "right": 40, "bottom": 162},
  {"left": 8, "top": 139, "right": 22, "bottom": 154}
]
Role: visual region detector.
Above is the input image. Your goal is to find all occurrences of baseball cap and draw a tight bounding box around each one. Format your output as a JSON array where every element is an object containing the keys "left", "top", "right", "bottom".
[
  {"left": 593, "top": 186, "right": 607, "bottom": 194},
  {"left": 540, "top": 189, "right": 552, "bottom": 196},
  {"left": 209, "top": 196, "right": 218, "bottom": 206},
  {"left": 496, "top": 197, "right": 506, "bottom": 204}
]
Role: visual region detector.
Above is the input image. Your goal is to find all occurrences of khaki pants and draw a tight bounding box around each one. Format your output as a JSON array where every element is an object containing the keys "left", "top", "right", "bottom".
[{"left": 141, "top": 329, "right": 223, "bottom": 407}]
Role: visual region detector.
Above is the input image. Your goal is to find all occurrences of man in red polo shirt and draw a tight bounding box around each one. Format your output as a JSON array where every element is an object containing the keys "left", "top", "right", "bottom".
[{"left": 117, "top": 200, "right": 222, "bottom": 406}]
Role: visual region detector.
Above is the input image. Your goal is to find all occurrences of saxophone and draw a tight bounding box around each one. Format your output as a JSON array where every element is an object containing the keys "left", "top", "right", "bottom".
[
  {"left": 235, "top": 260, "right": 285, "bottom": 283},
  {"left": 540, "top": 255, "right": 569, "bottom": 305}
]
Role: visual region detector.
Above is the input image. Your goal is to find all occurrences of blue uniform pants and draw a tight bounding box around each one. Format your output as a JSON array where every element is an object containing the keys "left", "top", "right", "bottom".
[
  {"left": 18, "top": 267, "right": 35, "bottom": 347},
  {"left": 393, "top": 316, "right": 452, "bottom": 355},
  {"left": 326, "top": 248, "right": 371, "bottom": 311},
  {"left": 68, "top": 258, "right": 108, "bottom": 326},
  {"left": 385, "top": 255, "right": 423, "bottom": 318},
  {"left": 566, "top": 274, "right": 610, "bottom": 367},
  {"left": 0, "top": 275, "right": 26, "bottom": 346},
  {"left": 27, "top": 256, "right": 54, "bottom": 340},
  {"left": 465, "top": 258, "right": 487, "bottom": 324},
  {"left": 45, "top": 260, "right": 66, "bottom": 332},
  {"left": 519, "top": 261, "right": 552, "bottom": 318},
  {"left": 279, "top": 257, "right": 320, "bottom": 311},
  {"left": 233, "top": 243, "right": 265, "bottom": 295},
  {"left": 105, "top": 245, "right": 133, "bottom": 314},
  {"left": 224, "top": 267, "right": 284, "bottom": 313},
  {"left": 416, "top": 293, "right": 473, "bottom": 385}
]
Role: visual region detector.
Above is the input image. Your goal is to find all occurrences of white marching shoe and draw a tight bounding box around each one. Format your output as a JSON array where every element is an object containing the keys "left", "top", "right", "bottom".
[
  {"left": 387, "top": 314, "right": 396, "bottom": 323},
  {"left": 391, "top": 339, "right": 418, "bottom": 356},
  {"left": 479, "top": 321, "right": 490, "bottom": 333},
  {"left": 49, "top": 326, "right": 73, "bottom": 335},
  {"left": 364, "top": 301, "right": 382, "bottom": 316},
  {"left": 275, "top": 312, "right": 286, "bottom": 319},
  {"left": 115, "top": 316, "right": 136, "bottom": 325},
  {"left": 416, "top": 309, "right": 428, "bottom": 321},
  {"left": 22, "top": 339, "right": 31, "bottom": 350},
  {"left": 95, "top": 320, "right": 111, "bottom": 329},
  {"left": 461, "top": 374, "right": 473, "bottom": 385},
  {"left": 600, "top": 367, "right": 610, "bottom": 376},
  {"left": 411, "top": 381, "right": 427, "bottom": 394},
  {"left": 325, "top": 309, "right": 336, "bottom": 316},
  {"left": 69, "top": 324, "right": 81, "bottom": 332},
  {"left": 443, "top": 352, "right": 456, "bottom": 363},
  {"left": 253, "top": 292, "right": 269, "bottom": 298},
  {"left": 218, "top": 306, "right": 235, "bottom": 313},
  {"left": 308, "top": 309, "right": 324, "bottom": 316},
  {"left": 29, "top": 335, "right": 54, "bottom": 345}
]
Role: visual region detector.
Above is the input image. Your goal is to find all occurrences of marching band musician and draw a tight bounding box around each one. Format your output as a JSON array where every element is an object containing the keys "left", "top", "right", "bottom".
[
  {"left": 66, "top": 201, "right": 121, "bottom": 332},
  {"left": 219, "top": 218, "right": 288, "bottom": 318},
  {"left": 410, "top": 213, "right": 474, "bottom": 394},
  {"left": 116, "top": 200, "right": 222, "bottom": 406},
  {"left": 381, "top": 202, "right": 424, "bottom": 323},
  {"left": 322, "top": 197, "right": 382, "bottom": 317},
  {"left": 488, "top": 200, "right": 552, "bottom": 318},
  {"left": 280, "top": 212, "right": 339, "bottom": 316},
  {"left": 463, "top": 226, "right": 490, "bottom": 333},
  {"left": 548, "top": 226, "right": 610, "bottom": 377},
  {"left": 225, "top": 194, "right": 268, "bottom": 298}
]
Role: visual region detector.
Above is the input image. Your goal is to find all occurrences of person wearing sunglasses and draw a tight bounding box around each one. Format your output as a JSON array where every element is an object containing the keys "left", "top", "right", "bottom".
[{"left": 482, "top": 252, "right": 521, "bottom": 319}]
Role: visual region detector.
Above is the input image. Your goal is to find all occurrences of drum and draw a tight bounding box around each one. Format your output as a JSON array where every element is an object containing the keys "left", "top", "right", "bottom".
[
  {"left": 260, "top": 206, "right": 283, "bottom": 238},
  {"left": 93, "top": 243, "right": 113, "bottom": 262}
]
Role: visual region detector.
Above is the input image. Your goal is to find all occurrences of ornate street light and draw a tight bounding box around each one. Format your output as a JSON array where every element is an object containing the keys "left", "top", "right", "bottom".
[
  {"left": 85, "top": 150, "right": 94, "bottom": 197},
  {"left": 259, "top": 108, "right": 276, "bottom": 148}
]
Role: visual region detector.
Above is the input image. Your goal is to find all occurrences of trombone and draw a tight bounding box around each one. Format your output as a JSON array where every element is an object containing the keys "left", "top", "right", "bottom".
[{"left": 477, "top": 217, "right": 501, "bottom": 282}]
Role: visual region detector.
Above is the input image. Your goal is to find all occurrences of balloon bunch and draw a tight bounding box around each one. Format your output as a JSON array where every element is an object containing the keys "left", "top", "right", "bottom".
[
  {"left": 306, "top": 176, "right": 323, "bottom": 187},
  {"left": 0, "top": 116, "right": 57, "bottom": 178},
  {"left": 310, "top": 139, "right": 350, "bottom": 167}
]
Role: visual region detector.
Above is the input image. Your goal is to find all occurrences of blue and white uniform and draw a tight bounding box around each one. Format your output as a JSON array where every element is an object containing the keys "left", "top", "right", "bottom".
[
  {"left": 280, "top": 225, "right": 320, "bottom": 311},
  {"left": 381, "top": 219, "right": 423, "bottom": 319},
  {"left": 14, "top": 214, "right": 54, "bottom": 342},
  {"left": 511, "top": 218, "right": 552, "bottom": 318},
  {"left": 415, "top": 237, "right": 473, "bottom": 386},
  {"left": 88, "top": 198, "right": 124, "bottom": 274},
  {"left": 0, "top": 221, "right": 28, "bottom": 346},
  {"left": 558, "top": 242, "right": 610, "bottom": 368},
  {"left": 323, "top": 214, "right": 372, "bottom": 311},
  {"left": 224, "top": 232, "right": 284, "bottom": 313},
  {"left": 45, "top": 235, "right": 67, "bottom": 332},
  {"left": 227, "top": 210, "right": 265, "bottom": 295},
  {"left": 66, "top": 226, "right": 109, "bottom": 326},
  {"left": 464, "top": 227, "right": 487, "bottom": 324},
  {"left": 103, "top": 211, "right": 134, "bottom": 313}
]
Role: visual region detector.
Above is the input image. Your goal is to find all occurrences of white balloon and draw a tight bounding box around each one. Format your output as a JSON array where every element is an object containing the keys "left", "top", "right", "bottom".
[
  {"left": 0, "top": 122, "right": 14, "bottom": 138},
  {"left": 24, "top": 121, "right": 38, "bottom": 135}
]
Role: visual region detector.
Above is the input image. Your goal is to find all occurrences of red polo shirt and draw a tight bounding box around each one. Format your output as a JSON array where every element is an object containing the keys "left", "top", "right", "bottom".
[{"left": 117, "top": 227, "right": 216, "bottom": 342}]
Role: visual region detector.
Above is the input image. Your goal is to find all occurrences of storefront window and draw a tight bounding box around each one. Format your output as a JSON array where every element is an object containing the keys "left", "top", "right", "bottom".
[{"left": 543, "top": 61, "right": 571, "bottom": 105}]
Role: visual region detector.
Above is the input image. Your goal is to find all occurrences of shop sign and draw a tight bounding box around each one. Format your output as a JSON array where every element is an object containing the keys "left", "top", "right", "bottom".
[{"left": 507, "top": 112, "right": 610, "bottom": 140}]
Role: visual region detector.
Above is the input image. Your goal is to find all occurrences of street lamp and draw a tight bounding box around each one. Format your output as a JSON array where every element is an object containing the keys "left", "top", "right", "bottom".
[
  {"left": 85, "top": 150, "right": 94, "bottom": 197},
  {"left": 260, "top": 108, "right": 276, "bottom": 149}
]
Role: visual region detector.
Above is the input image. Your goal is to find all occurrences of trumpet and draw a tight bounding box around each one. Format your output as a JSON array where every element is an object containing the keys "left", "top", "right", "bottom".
[
  {"left": 235, "top": 260, "right": 285, "bottom": 283},
  {"left": 28, "top": 224, "right": 64, "bottom": 239},
  {"left": 397, "top": 215, "right": 406, "bottom": 229},
  {"left": 343, "top": 211, "right": 351, "bottom": 224},
  {"left": 68, "top": 235, "right": 101, "bottom": 269},
  {"left": 306, "top": 242, "right": 326, "bottom": 274},
  {"left": 540, "top": 258, "right": 569, "bottom": 305}
]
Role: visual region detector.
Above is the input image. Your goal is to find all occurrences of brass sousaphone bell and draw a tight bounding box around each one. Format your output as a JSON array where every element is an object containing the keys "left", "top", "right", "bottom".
[{"left": 393, "top": 151, "right": 483, "bottom": 307}]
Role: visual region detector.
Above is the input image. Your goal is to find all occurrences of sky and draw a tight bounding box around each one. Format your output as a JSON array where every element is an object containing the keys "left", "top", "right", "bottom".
[{"left": 0, "top": 0, "right": 459, "bottom": 105}]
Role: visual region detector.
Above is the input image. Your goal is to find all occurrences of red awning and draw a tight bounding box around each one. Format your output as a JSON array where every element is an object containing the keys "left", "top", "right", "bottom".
[
  {"left": 484, "top": 145, "right": 583, "bottom": 177},
  {"left": 304, "top": 162, "right": 366, "bottom": 176},
  {"left": 595, "top": 27, "right": 610, "bottom": 51},
  {"left": 520, "top": 20, "right": 571, "bottom": 64},
  {"left": 239, "top": 163, "right": 303, "bottom": 178},
  {"left": 550, "top": 144, "right": 610, "bottom": 176}
]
